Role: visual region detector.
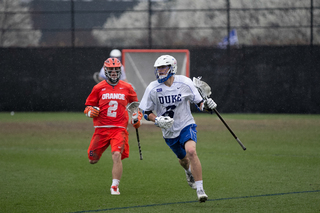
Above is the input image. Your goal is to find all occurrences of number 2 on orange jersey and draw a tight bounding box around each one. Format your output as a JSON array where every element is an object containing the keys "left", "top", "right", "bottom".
[{"left": 107, "top": 101, "right": 118, "bottom": 117}]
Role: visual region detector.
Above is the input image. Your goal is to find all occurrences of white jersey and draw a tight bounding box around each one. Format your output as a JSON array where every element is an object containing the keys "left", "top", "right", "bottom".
[
  {"left": 139, "top": 75, "right": 203, "bottom": 138},
  {"left": 99, "top": 65, "right": 126, "bottom": 81}
]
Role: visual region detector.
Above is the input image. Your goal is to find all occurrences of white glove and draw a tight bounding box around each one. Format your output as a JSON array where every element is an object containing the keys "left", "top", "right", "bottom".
[
  {"left": 155, "top": 116, "right": 174, "bottom": 129},
  {"left": 204, "top": 98, "right": 217, "bottom": 110}
]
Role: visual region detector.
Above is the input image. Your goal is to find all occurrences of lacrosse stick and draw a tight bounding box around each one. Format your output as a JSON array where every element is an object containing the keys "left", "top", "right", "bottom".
[
  {"left": 127, "top": 102, "right": 143, "bottom": 160},
  {"left": 93, "top": 72, "right": 101, "bottom": 84},
  {"left": 193, "top": 77, "right": 246, "bottom": 151}
]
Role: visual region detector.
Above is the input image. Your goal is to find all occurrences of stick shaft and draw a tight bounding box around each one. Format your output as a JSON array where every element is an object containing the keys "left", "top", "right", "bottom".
[
  {"left": 194, "top": 80, "right": 246, "bottom": 151},
  {"left": 213, "top": 108, "right": 246, "bottom": 151},
  {"left": 136, "top": 128, "right": 143, "bottom": 160}
]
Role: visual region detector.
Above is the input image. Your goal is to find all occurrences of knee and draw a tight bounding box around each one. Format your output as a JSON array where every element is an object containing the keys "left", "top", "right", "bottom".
[
  {"left": 112, "top": 151, "right": 121, "bottom": 161},
  {"left": 89, "top": 159, "right": 99, "bottom": 164},
  {"left": 186, "top": 148, "right": 197, "bottom": 159}
]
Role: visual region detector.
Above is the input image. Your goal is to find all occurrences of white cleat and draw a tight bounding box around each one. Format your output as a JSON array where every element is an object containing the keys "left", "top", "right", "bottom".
[
  {"left": 110, "top": 186, "right": 120, "bottom": 195},
  {"left": 185, "top": 170, "right": 197, "bottom": 190},
  {"left": 197, "top": 189, "right": 208, "bottom": 203}
]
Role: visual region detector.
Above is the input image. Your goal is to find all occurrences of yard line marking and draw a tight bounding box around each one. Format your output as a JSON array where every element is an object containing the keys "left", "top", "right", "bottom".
[{"left": 69, "top": 190, "right": 320, "bottom": 213}]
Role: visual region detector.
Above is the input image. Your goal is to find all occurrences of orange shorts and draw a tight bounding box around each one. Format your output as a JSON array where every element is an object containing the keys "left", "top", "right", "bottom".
[{"left": 87, "top": 127, "right": 129, "bottom": 161}]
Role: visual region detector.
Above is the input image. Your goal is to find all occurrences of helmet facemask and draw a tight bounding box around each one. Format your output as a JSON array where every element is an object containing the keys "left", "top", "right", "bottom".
[
  {"left": 105, "top": 67, "right": 121, "bottom": 84},
  {"left": 154, "top": 65, "right": 174, "bottom": 83},
  {"left": 104, "top": 57, "right": 122, "bottom": 84},
  {"left": 153, "top": 55, "right": 177, "bottom": 83}
]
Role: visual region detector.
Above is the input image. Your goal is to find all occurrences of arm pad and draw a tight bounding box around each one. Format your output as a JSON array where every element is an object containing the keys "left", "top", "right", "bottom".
[{"left": 143, "top": 110, "right": 153, "bottom": 121}]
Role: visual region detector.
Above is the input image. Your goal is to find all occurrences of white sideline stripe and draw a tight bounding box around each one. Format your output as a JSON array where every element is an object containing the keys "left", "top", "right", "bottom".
[{"left": 127, "top": 53, "right": 148, "bottom": 89}]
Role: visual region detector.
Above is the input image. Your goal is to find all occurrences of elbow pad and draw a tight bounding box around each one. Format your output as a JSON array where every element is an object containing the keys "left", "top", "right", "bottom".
[
  {"left": 143, "top": 110, "right": 152, "bottom": 121},
  {"left": 196, "top": 100, "right": 204, "bottom": 111}
]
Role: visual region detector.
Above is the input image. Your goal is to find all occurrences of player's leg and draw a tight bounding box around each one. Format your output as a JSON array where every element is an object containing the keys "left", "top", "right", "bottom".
[
  {"left": 185, "top": 140, "right": 208, "bottom": 202},
  {"left": 165, "top": 136, "right": 196, "bottom": 190},
  {"left": 109, "top": 128, "right": 129, "bottom": 195},
  {"left": 179, "top": 156, "right": 189, "bottom": 170},
  {"left": 110, "top": 150, "right": 122, "bottom": 195},
  {"left": 179, "top": 156, "right": 197, "bottom": 190},
  {"left": 87, "top": 128, "right": 109, "bottom": 164},
  {"left": 179, "top": 124, "right": 207, "bottom": 202},
  {"left": 184, "top": 140, "right": 202, "bottom": 181}
]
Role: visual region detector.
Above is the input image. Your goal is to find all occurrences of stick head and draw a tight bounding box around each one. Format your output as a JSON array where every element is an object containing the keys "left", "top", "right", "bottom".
[
  {"left": 127, "top": 102, "right": 140, "bottom": 119},
  {"left": 193, "top": 77, "right": 212, "bottom": 98}
]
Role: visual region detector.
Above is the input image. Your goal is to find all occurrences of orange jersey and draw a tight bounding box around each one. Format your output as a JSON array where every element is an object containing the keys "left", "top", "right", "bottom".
[{"left": 85, "top": 80, "right": 138, "bottom": 128}]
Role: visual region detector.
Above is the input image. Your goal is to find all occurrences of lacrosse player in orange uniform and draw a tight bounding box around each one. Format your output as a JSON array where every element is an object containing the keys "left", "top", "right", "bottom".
[{"left": 84, "top": 57, "right": 142, "bottom": 195}]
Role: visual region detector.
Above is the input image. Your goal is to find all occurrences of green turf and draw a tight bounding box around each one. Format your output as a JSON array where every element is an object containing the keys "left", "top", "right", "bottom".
[{"left": 0, "top": 112, "right": 319, "bottom": 213}]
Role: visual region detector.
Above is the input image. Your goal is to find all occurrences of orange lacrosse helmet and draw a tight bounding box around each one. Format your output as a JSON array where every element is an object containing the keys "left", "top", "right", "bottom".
[{"left": 104, "top": 58, "right": 122, "bottom": 84}]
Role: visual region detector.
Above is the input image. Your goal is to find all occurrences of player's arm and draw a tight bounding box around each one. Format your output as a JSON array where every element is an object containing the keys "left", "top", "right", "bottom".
[
  {"left": 143, "top": 110, "right": 173, "bottom": 130},
  {"left": 143, "top": 111, "right": 156, "bottom": 122},
  {"left": 196, "top": 99, "right": 217, "bottom": 111},
  {"left": 84, "top": 86, "right": 100, "bottom": 118}
]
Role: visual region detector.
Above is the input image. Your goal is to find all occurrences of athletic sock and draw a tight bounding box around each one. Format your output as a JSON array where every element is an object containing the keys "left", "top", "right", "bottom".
[
  {"left": 195, "top": 180, "right": 203, "bottom": 191},
  {"left": 111, "top": 179, "right": 120, "bottom": 187},
  {"left": 185, "top": 165, "right": 192, "bottom": 173}
]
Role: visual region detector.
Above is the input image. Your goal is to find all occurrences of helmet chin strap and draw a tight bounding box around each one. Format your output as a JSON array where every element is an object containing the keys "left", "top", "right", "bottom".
[
  {"left": 105, "top": 68, "right": 121, "bottom": 84},
  {"left": 157, "top": 67, "right": 173, "bottom": 83},
  {"left": 107, "top": 78, "right": 119, "bottom": 85},
  {"left": 108, "top": 77, "right": 119, "bottom": 84}
]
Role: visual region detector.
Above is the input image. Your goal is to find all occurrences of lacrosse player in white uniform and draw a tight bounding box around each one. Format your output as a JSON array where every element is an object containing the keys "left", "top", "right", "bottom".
[{"left": 139, "top": 55, "right": 217, "bottom": 202}]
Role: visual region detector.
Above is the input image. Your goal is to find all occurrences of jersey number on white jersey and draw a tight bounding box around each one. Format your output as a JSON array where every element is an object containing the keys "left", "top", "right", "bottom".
[{"left": 162, "top": 105, "right": 176, "bottom": 118}]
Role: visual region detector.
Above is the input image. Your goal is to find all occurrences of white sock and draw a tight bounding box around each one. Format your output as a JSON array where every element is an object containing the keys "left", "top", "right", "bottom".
[
  {"left": 185, "top": 165, "right": 192, "bottom": 173},
  {"left": 112, "top": 179, "right": 120, "bottom": 187},
  {"left": 195, "top": 180, "right": 203, "bottom": 191}
]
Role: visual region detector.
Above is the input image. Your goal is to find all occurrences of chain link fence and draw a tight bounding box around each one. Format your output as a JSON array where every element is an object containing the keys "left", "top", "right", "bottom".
[{"left": 1, "top": 0, "right": 319, "bottom": 47}]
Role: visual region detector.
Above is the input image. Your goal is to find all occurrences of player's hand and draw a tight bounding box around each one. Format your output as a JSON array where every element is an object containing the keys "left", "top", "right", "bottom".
[
  {"left": 84, "top": 106, "right": 100, "bottom": 118},
  {"left": 204, "top": 98, "right": 217, "bottom": 110},
  {"left": 155, "top": 116, "right": 174, "bottom": 129},
  {"left": 131, "top": 111, "right": 143, "bottom": 129}
]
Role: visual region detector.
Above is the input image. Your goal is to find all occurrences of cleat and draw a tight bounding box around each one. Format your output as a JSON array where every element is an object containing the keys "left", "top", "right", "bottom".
[
  {"left": 185, "top": 170, "right": 196, "bottom": 190},
  {"left": 110, "top": 186, "right": 120, "bottom": 195},
  {"left": 197, "top": 189, "right": 208, "bottom": 203}
]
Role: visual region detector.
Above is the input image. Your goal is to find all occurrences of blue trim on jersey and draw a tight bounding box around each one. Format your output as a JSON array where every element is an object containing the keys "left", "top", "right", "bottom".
[{"left": 164, "top": 124, "right": 197, "bottom": 159}]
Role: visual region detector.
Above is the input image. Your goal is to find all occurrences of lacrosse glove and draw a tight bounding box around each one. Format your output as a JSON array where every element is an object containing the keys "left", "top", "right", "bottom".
[
  {"left": 204, "top": 98, "right": 217, "bottom": 110},
  {"left": 131, "top": 111, "right": 143, "bottom": 129},
  {"left": 155, "top": 116, "right": 174, "bottom": 129},
  {"left": 84, "top": 106, "right": 100, "bottom": 118}
]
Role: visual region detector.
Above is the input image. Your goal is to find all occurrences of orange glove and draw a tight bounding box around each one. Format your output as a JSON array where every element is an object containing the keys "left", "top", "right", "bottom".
[
  {"left": 131, "top": 111, "right": 143, "bottom": 129},
  {"left": 84, "top": 106, "right": 100, "bottom": 118}
]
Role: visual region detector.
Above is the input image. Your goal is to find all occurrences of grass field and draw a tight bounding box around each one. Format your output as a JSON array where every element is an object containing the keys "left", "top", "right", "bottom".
[{"left": 0, "top": 112, "right": 319, "bottom": 213}]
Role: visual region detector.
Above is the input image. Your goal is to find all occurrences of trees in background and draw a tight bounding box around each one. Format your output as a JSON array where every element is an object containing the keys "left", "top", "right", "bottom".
[
  {"left": 0, "top": 0, "right": 41, "bottom": 47},
  {"left": 92, "top": 0, "right": 318, "bottom": 47},
  {"left": 0, "top": 0, "right": 318, "bottom": 47}
]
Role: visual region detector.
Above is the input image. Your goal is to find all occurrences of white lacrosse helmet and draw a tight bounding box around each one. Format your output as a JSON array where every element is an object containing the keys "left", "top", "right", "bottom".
[
  {"left": 110, "top": 49, "right": 121, "bottom": 58},
  {"left": 154, "top": 55, "right": 177, "bottom": 83}
]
